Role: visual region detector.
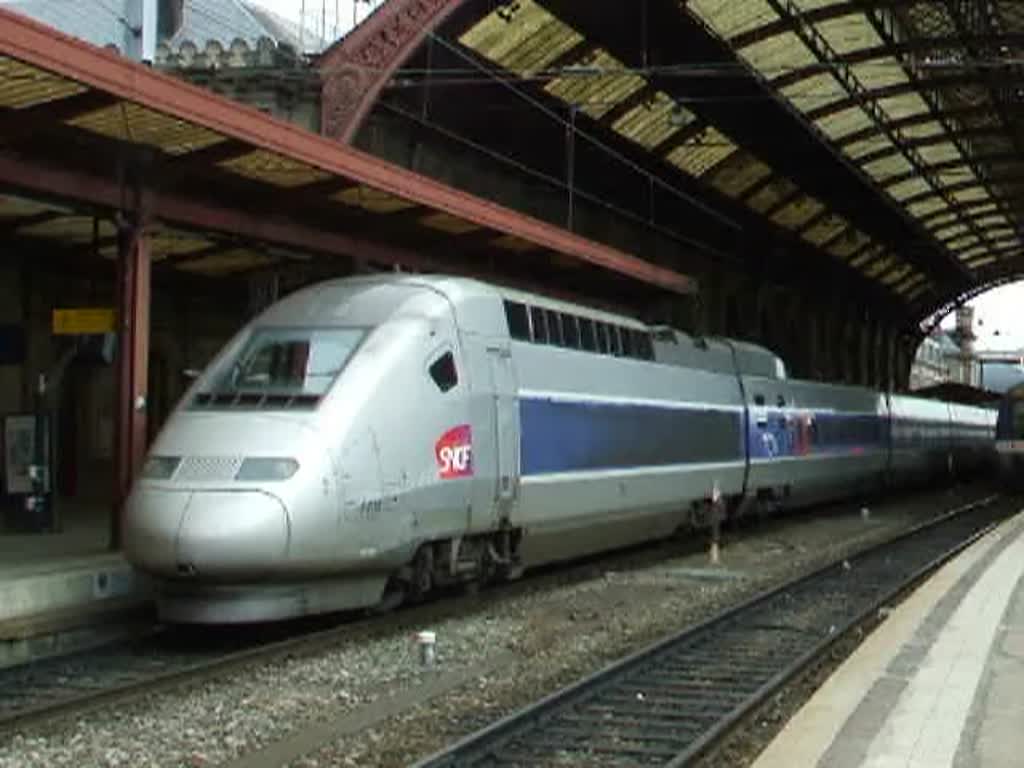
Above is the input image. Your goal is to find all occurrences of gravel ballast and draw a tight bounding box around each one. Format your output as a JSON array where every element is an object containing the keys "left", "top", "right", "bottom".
[{"left": 0, "top": 484, "right": 996, "bottom": 768}]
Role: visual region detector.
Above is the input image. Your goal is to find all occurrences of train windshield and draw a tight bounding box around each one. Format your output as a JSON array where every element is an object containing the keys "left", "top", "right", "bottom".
[{"left": 207, "top": 327, "right": 365, "bottom": 399}]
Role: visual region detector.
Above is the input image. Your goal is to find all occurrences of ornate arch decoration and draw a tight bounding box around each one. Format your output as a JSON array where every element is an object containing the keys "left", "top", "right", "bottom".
[{"left": 318, "top": 0, "right": 465, "bottom": 144}]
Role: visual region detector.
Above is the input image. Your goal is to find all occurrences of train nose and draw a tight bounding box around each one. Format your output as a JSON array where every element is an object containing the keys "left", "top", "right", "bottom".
[{"left": 125, "top": 489, "right": 290, "bottom": 580}]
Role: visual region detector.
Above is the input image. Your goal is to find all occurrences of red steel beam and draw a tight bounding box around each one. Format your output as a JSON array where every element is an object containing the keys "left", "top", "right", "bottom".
[
  {"left": 111, "top": 219, "right": 150, "bottom": 550},
  {"left": 318, "top": 0, "right": 465, "bottom": 144},
  {"left": 0, "top": 6, "right": 696, "bottom": 296}
]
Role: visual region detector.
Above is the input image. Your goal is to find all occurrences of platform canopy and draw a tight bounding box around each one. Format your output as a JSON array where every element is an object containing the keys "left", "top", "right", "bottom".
[
  {"left": 329, "top": 0, "right": 1024, "bottom": 328},
  {"left": 0, "top": 6, "right": 695, "bottom": 303}
]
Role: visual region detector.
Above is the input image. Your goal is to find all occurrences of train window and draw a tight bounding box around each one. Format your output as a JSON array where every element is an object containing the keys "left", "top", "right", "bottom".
[
  {"left": 579, "top": 318, "right": 597, "bottom": 351},
  {"left": 754, "top": 394, "right": 765, "bottom": 406},
  {"left": 608, "top": 326, "right": 622, "bottom": 356},
  {"left": 429, "top": 351, "right": 458, "bottom": 393},
  {"left": 595, "top": 322, "right": 609, "bottom": 354},
  {"left": 620, "top": 327, "right": 634, "bottom": 357},
  {"left": 530, "top": 306, "right": 548, "bottom": 344},
  {"left": 546, "top": 309, "right": 563, "bottom": 346},
  {"left": 562, "top": 314, "right": 581, "bottom": 349},
  {"left": 504, "top": 301, "right": 530, "bottom": 341},
  {"left": 635, "top": 331, "right": 654, "bottom": 360}
]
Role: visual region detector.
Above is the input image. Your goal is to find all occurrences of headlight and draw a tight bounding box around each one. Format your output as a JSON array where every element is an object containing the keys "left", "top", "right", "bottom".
[
  {"left": 235, "top": 457, "right": 299, "bottom": 481},
  {"left": 141, "top": 456, "right": 181, "bottom": 480}
]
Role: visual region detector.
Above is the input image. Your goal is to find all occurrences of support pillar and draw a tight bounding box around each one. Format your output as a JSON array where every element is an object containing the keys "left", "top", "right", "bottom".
[{"left": 111, "top": 217, "right": 151, "bottom": 550}]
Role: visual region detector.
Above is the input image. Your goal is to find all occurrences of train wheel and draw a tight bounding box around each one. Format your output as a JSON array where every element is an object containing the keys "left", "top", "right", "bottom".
[{"left": 407, "top": 546, "right": 434, "bottom": 602}]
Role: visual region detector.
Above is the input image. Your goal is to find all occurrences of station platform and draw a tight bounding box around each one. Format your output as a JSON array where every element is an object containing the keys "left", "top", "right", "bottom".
[
  {"left": 753, "top": 507, "right": 1024, "bottom": 768},
  {"left": 0, "top": 500, "right": 152, "bottom": 668}
]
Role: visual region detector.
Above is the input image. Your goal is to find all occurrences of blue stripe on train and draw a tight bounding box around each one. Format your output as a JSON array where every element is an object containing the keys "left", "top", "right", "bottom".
[
  {"left": 519, "top": 398, "right": 894, "bottom": 476},
  {"left": 519, "top": 398, "right": 744, "bottom": 476}
]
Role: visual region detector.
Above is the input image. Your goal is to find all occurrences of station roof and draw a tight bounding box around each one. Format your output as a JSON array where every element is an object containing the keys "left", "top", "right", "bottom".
[
  {"left": 367, "top": 0, "right": 1024, "bottom": 328},
  {"left": 0, "top": 6, "right": 694, "bottom": 306}
]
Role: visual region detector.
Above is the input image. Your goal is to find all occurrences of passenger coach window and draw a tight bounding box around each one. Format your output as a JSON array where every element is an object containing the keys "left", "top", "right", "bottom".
[
  {"left": 546, "top": 309, "right": 563, "bottom": 346},
  {"left": 608, "top": 326, "right": 622, "bottom": 356},
  {"left": 530, "top": 306, "right": 548, "bottom": 344},
  {"left": 429, "top": 352, "right": 458, "bottom": 393},
  {"left": 595, "top": 323, "right": 609, "bottom": 353},
  {"left": 562, "top": 314, "right": 581, "bottom": 349},
  {"left": 635, "top": 331, "right": 654, "bottom": 360},
  {"left": 504, "top": 301, "right": 530, "bottom": 341},
  {"left": 621, "top": 328, "right": 634, "bottom": 357},
  {"left": 579, "top": 318, "right": 597, "bottom": 351}
]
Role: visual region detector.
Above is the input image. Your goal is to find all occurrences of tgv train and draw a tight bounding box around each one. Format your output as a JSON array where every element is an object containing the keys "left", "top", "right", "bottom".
[
  {"left": 124, "top": 276, "right": 997, "bottom": 623},
  {"left": 996, "top": 383, "right": 1024, "bottom": 490}
]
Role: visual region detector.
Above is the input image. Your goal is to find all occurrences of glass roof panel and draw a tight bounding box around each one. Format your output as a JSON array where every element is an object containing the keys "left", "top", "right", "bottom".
[
  {"left": 780, "top": 72, "right": 845, "bottom": 114},
  {"left": 947, "top": 234, "right": 981, "bottom": 251},
  {"left": 815, "top": 106, "right": 874, "bottom": 140},
  {"left": 862, "top": 155, "right": 913, "bottom": 181},
  {"left": 900, "top": 121, "right": 945, "bottom": 141},
  {"left": 888, "top": 178, "right": 930, "bottom": 201},
  {"left": 706, "top": 152, "right": 774, "bottom": 198},
  {"left": 827, "top": 228, "right": 871, "bottom": 259},
  {"left": 917, "top": 143, "right": 962, "bottom": 166},
  {"left": 544, "top": 49, "right": 646, "bottom": 120},
  {"left": 966, "top": 255, "right": 998, "bottom": 268},
  {"left": 771, "top": 195, "right": 825, "bottom": 230},
  {"left": 935, "top": 223, "right": 968, "bottom": 241},
  {"left": 458, "top": 0, "right": 583, "bottom": 76},
  {"left": 737, "top": 33, "right": 818, "bottom": 80},
  {"left": 685, "top": 0, "right": 779, "bottom": 40},
  {"left": 880, "top": 264, "right": 913, "bottom": 286},
  {"left": 907, "top": 197, "right": 947, "bottom": 218},
  {"left": 845, "top": 135, "right": 892, "bottom": 160},
  {"left": 850, "top": 59, "right": 908, "bottom": 92},
  {"left": 0, "top": 57, "right": 86, "bottom": 108},
  {"left": 612, "top": 91, "right": 682, "bottom": 150},
  {"left": 864, "top": 254, "right": 896, "bottom": 278},
  {"left": 747, "top": 177, "right": 799, "bottom": 213},
  {"left": 816, "top": 12, "right": 883, "bottom": 56},
  {"left": 802, "top": 213, "right": 849, "bottom": 246},
  {"left": 665, "top": 126, "right": 738, "bottom": 177},
  {"left": 951, "top": 186, "right": 989, "bottom": 204}
]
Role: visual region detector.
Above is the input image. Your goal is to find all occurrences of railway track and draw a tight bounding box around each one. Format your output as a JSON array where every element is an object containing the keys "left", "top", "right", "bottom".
[
  {"left": 412, "top": 494, "right": 1011, "bottom": 768},
  {"left": 0, "top": 510, "right": 735, "bottom": 737}
]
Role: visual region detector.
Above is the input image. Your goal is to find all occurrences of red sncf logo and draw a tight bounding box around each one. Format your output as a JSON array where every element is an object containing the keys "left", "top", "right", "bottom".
[{"left": 436, "top": 425, "right": 473, "bottom": 479}]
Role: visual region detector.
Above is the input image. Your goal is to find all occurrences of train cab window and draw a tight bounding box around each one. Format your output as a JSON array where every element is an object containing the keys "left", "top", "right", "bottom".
[
  {"left": 546, "top": 310, "right": 563, "bottom": 346},
  {"left": 562, "top": 314, "right": 581, "bottom": 349},
  {"left": 429, "top": 351, "right": 458, "bottom": 393},
  {"left": 504, "top": 301, "right": 530, "bottom": 341},
  {"left": 579, "top": 318, "right": 597, "bottom": 351},
  {"left": 530, "top": 306, "right": 548, "bottom": 344},
  {"left": 595, "top": 322, "right": 609, "bottom": 354}
]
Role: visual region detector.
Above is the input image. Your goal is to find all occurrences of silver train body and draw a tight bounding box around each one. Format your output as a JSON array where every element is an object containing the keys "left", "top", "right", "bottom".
[
  {"left": 124, "top": 276, "right": 998, "bottom": 623},
  {"left": 996, "top": 383, "right": 1024, "bottom": 490}
]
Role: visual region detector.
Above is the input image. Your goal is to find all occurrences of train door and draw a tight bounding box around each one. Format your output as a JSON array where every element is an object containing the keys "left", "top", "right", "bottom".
[{"left": 486, "top": 341, "right": 519, "bottom": 524}]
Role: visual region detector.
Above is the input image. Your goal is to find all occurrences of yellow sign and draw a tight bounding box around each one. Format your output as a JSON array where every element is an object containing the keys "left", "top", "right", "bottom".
[{"left": 52, "top": 308, "right": 116, "bottom": 335}]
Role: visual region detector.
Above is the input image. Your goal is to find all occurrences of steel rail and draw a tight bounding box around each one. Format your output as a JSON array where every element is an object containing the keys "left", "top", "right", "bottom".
[{"left": 412, "top": 493, "right": 1008, "bottom": 768}]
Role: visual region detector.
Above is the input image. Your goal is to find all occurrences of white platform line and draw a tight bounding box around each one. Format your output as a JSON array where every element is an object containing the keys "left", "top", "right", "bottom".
[{"left": 862, "top": 524, "right": 1024, "bottom": 768}]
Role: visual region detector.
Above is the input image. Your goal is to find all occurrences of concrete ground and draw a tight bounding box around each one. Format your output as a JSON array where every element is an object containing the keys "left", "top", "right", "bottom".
[{"left": 752, "top": 507, "right": 1024, "bottom": 768}]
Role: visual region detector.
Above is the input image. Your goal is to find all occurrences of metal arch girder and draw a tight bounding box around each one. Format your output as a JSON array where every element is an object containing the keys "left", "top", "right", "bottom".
[
  {"left": 317, "top": 0, "right": 466, "bottom": 145},
  {"left": 918, "top": 270, "right": 1024, "bottom": 334}
]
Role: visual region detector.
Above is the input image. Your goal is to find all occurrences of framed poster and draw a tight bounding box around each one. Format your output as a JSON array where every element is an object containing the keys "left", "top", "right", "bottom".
[{"left": 3, "top": 414, "right": 50, "bottom": 495}]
